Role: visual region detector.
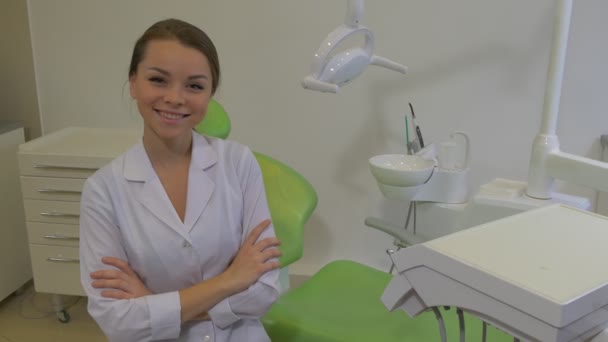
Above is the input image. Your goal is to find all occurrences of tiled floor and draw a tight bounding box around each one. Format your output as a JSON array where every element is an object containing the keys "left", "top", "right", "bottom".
[{"left": 0, "top": 283, "right": 105, "bottom": 342}]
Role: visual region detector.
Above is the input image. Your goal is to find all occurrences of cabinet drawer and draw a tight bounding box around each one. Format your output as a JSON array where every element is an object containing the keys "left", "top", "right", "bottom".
[
  {"left": 26, "top": 222, "right": 79, "bottom": 247},
  {"left": 24, "top": 199, "right": 80, "bottom": 225},
  {"left": 20, "top": 176, "right": 84, "bottom": 201},
  {"left": 29, "top": 244, "right": 84, "bottom": 296},
  {"left": 18, "top": 153, "right": 104, "bottom": 179}
]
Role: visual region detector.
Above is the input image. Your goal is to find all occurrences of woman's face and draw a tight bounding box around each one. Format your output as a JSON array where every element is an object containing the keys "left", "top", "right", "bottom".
[{"left": 129, "top": 39, "right": 212, "bottom": 143}]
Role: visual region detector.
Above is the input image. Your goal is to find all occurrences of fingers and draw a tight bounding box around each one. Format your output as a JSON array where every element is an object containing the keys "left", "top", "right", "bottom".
[
  {"left": 101, "top": 257, "right": 136, "bottom": 277},
  {"left": 260, "top": 261, "right": 281, "bottom": 273},
  {"left": 90, "top": 269, "right": 125, "bottom": 280},
  {"left": 90, "top": 268, "right": 130, "bottom": 292},
  {"left": 254, "top": 237, "right": 281, "bottom": 251},
  {"left": 92, "top": 278, "right": 130, "bottom": 292},
  {"left": 260, "top": 248, "right": 282, "bottom": 262},
  {"left": 245, "top": 219, "right": 271, "bottom": 245},
  {"left": 100, "top": 290, "right": 132, "bottom": 300}
]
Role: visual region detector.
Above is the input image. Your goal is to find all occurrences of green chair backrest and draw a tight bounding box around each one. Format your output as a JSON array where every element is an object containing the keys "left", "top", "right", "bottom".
[
  {"left": 254, "top": 152, "right": 318, "bottom": 267},
  {"left": 194, "top": 99, "right": 231, "bottom": 139},
  {"left": 194, "top": 99, "right": 316, "bottom": 266}
]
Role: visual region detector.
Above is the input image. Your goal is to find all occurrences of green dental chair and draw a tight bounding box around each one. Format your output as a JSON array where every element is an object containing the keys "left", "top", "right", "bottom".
[
  {"left": 196, "top": 101, "right": 512, "bottom": 342},
  {"left": 195, "top": 99, "right": 315, "bottom": 267},
  {"left": 195, "top": 99, "right": 232, "bottom": 139},
  {"left": 194, "top": 99, "right": 316, "bottom": 269}
]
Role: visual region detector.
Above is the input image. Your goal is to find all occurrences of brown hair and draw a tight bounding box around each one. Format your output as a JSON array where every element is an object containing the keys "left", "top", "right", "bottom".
[{"left": 128, "top": 18, "right": 220, "bottom": 94}]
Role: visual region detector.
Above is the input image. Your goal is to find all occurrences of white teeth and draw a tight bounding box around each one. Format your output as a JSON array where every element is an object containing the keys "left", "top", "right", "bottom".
[{"left": 157, "top": 111, "right": 184, "bottom": 120}]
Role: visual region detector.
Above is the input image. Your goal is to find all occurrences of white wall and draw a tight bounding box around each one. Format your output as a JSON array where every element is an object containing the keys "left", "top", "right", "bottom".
[
  {"left": 1, "top": 0, "right": 41, "bottom": 140},
  {"left": 27, "top": 0, "right": 608, "bottom": 275}
]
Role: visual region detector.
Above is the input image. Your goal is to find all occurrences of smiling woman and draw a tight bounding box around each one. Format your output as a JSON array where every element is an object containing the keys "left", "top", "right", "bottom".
[
  {"left": 129, "top": 39, "right": 212, "bottom": 152},
  {"left": 79, "top": 19, "right": 282, "bottom": 342}
]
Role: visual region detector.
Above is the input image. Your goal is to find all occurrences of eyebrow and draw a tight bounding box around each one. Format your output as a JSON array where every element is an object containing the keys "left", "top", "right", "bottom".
[{"left": 147, "top": 67, "right": 209, "bottom": 80}]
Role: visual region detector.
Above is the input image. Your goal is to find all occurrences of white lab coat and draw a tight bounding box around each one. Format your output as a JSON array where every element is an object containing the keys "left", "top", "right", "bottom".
[{"left": 79, "top": 132, "right": 280, "bottom": 342}]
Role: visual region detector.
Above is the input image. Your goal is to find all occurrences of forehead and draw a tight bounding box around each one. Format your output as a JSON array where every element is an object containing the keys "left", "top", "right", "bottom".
[{"left": 139, "top": 39, "right": 211, "bottom": 75}]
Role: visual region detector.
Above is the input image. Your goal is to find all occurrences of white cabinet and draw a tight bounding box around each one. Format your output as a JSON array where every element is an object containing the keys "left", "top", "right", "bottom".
[
  {"left": 0, "top": 122, "right": 31, "bottom": 302},
  {"left": 18, "top": 127, "right": 139, "bottom": 298}
]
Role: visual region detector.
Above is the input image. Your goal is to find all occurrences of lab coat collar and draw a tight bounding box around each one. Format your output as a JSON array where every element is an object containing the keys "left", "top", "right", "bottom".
[
  {"left": 123, "top": 131, "right": 217, "bottom": 237},
  {"left": 190, "top": 132, "right": 217, "bottom": 172},
  {"left": 122, "top": 132, "right": 217, "bottom": 182},
  {"left": 184, "top": 132, "right": 216, "bottom": 232}
]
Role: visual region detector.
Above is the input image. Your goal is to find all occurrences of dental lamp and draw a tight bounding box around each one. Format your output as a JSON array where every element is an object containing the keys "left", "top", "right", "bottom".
[
  {"left": 301, "top": 0, "right": 408, "bottom": 93},
  {"left": 525, "top": 0, "right": 608, "bottom": 200}
]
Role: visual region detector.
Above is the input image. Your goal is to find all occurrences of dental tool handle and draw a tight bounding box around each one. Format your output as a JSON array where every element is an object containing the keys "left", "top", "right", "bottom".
[
  {"left": 370, "top": 55, "right": 408, "bottom": 74},
  {"left": 415, "top": 125, "right": 425, "bottom": 148},
  {"left": 409, "top": 103, "right": 425, "bottom": 148},
  {"left": 301, "top": 76, "right": 339, "bottom": 93},
  {"left": 346, "top": 0, "right": 364, "bottom": 28}
]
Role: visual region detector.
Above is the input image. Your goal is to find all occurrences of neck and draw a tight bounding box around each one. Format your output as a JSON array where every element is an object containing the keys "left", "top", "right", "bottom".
[{"left": 142, "top": 129, "right": 193, "bottom": 167}]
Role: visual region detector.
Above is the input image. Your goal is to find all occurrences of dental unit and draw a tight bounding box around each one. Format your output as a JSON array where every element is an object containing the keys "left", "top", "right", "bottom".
[{"left": 303, "top": 0, "right": 608, "bottom": 341}]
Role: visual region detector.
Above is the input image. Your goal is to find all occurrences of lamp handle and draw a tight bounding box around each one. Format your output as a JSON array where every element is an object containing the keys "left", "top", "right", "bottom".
[{"left": 346, "top": 0, "right": 364, "bottom": 27}]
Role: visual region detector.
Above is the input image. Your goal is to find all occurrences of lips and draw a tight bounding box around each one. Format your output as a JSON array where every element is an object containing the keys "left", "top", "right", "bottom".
[{"left": 154, "top": 109, "right": 191, "bottom": 120}]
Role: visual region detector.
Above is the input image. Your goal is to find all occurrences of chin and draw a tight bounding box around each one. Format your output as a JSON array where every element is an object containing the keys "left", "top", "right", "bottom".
[{"left": 146, "top": 125, "right": 193, "bottom": 141}]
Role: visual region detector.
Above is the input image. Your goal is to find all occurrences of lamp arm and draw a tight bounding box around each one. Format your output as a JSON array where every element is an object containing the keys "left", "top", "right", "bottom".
[
  {"left": 547, "top": 152, "right": 608, "bottom": 193},
  {"left": 346, "top": 0, "right": 364, "bottom": 28},
  {"left": 539, "top": 0, "right": 573, "bottom": 135},
  {"left": 370, "top": 55, "right": 408, "bottom": 74},
  {"left": 526, "top": 0, "right": 573, "bottom": 198}
]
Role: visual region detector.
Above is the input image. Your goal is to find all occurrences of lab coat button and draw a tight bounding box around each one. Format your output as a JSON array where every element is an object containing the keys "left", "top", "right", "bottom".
[
  {"left": 203, "top": 336, "right": 210, "bottom": 341},
  {"left": 183, "top": 241, "right": 191, "bottom": 248}
]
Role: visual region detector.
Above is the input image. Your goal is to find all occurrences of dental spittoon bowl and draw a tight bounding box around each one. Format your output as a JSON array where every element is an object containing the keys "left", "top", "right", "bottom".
[{"left": 369, "top": 154, "right": 435, "bottom": 187}]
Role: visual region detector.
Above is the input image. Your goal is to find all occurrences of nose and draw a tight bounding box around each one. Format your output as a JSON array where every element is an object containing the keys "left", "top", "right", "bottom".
[{"left": 163, "top": 86, "right": 185, "bottom": 106}]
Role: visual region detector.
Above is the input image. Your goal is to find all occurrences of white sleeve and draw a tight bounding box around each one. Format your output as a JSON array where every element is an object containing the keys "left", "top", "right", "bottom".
[
  {"left": 208, "top": 147, "right": 281, "bottom": 328},
  {"left": 79, "top": 176, "right": 182, "bottom": 341}
]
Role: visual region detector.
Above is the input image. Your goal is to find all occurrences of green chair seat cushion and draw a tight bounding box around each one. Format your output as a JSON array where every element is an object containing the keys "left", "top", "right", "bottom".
[
  {"left": 194, "top": 99, "right": 231, "bottom": 139},
  {"left": 263, "top": 260, "right": 513, "bottom": 342},
  {"left": 254, "top": 152, "right": 317, "bottom": 267}
]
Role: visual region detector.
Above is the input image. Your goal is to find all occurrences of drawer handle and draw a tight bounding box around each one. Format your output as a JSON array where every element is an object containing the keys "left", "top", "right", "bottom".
[
  {"left": 34, "top": 164, "right": 98, "bottom": 172},
  {"left": 37, "top": 189, "right": 82, "bottom": 195},
  {"left": 40, "top": 212, "right": 80, "bottom": 218},
  {"left": 46, "top": 257, "right": 80, "bottom": 264},
  {"left": 44, "top": 234, "right": 79, "bottom": 241}
]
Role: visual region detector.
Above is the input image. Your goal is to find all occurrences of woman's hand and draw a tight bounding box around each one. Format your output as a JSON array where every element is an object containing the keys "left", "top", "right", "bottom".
[
  {"left": 90, "top": 256, "right": 152, "bottom": 299},
  {"left": 221, "top": 219, "right": 282, "bottom": 293}
]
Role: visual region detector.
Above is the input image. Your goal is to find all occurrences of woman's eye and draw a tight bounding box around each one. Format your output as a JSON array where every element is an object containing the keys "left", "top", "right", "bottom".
[
  {"left": 188, "top": 83, "right": 204, "bottom": 91},
  {"left": 148, "top": 77, "right": 165, "bottom": 84}
]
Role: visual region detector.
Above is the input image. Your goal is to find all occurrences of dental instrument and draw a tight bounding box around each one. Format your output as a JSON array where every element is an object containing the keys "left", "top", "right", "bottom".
[
  {"left": 409, "top": 103, "right": 424, "bottom": 149},
  {"left": 301, "top": 0, "right": 407, "bottom": 93},
  {"left": 406, "top": 104, "right": 423, "bottom": 154},
  {"left": 405, "top": 114, "right": 414, "bottom": 155}
]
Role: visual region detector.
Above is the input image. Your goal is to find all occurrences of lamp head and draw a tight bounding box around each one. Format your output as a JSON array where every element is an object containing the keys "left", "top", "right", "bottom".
[{"left": 302, "top": 0, "right": 407, "bottom": 93}]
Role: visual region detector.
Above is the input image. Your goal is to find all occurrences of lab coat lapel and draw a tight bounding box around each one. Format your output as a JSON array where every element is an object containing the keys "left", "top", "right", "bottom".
[
  {"left": 184, "top": 133, "right": 217, "bottom": 232},
  {"left": 123, "top": 141, "right": 190, "bottom": 241},
  {"left": 140, "top": 177, "right": 187, "bottom": 237}
]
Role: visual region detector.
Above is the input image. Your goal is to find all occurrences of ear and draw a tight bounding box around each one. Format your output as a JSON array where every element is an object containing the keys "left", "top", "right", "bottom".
[{"left": 129, "top": 75, "right": 136, "bottom": 99}]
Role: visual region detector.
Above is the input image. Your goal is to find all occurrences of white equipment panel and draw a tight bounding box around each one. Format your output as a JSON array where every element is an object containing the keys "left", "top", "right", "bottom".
[{"left": 382, "top": 204, "right": 608, "bottom": 342}]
